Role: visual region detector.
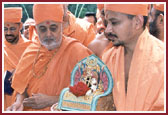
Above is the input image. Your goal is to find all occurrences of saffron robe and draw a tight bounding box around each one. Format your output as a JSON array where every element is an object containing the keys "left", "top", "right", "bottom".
[
  {"left": 12, "top": 36, "right": 92, "bottom": 111},
  {"left": 102, "top": 28, "right": 164, "bottom": 111},
  {"left": 4, "top": 34, "right": 32, "bottom": 110}
]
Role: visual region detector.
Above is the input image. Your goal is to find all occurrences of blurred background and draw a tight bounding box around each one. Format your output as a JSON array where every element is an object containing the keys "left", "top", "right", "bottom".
[{"left": 4, "top": 4, "right": 97, "bottom": 23}]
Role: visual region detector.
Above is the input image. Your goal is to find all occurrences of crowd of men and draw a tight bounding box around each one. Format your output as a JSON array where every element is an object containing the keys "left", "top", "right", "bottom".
[{"left": 3, "top": 3, "right": 164, "bottom": 111}]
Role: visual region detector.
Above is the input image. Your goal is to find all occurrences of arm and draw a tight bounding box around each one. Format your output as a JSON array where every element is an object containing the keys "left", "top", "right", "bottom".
[
  {"left": 6, "top": 90, "right": 27, "bottom": 111},
  {"left": 23, "top": 93, "right": 59, "bottom": 109}
]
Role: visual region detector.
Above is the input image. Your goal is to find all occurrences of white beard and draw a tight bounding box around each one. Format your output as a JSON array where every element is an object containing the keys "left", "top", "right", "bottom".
[{"left": 41, "top": 36, "right": 62, "bottom": 50}]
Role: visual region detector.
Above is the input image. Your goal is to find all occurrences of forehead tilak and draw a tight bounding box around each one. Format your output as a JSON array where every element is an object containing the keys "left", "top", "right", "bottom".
[
  {"left": 6, "top": 24, "right": 10, "bottom": 27},
  {"left": 46, "top": 21, "right": 50, "bottom": 25}
]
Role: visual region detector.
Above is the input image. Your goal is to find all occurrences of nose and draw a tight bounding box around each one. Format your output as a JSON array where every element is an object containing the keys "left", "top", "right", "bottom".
[
  {"left": 105, "top": 23, "right": 113, "bottom": 34},
  {"left": 46, "top": 29, "right": 52, "bottom": 37},
  {"left": 7, "top": 29, "right": 12, "bottom": 35},
  {"left": 100, "top": 23, "right": 105, "bottom": 29}
]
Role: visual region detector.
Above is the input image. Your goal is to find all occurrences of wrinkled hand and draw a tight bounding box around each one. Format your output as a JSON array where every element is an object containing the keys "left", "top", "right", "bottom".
[
  {"left": 23, "top": 93, "right": 52, "bottom": 109},
  {"left": 6, "top": 102, "right": 23, "bottom": 111}
]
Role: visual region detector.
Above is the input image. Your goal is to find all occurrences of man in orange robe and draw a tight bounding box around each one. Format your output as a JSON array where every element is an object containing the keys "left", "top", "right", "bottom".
[
  {"left": 22, "top": 18, "right": 35, "bottom": 40},
  {"left": 4, "top": 7, "right": 32, "bottom": 110},
  {"left": 6, "top": 4, "right": 92, "bottom": 111},
  {"left": 63, "top": 5, "right": 96, "bottom": 47},
  {"left": 83, "top": 12, "right": 97, "bottom": 32},
  {"left": 88, "top": 4, "right": 112, "bottom": 58},
  {"left": 102, "top": 4, "right": 164, "bottom": 111},
  {"left": 96, "top": 4, "right": 105, "bottom": 34},
  {"left": 149, "top": 4, "right": 164, "bottom": 42},
  {"left": 29, "top": 4, "right": 96, "bottom": 47}
]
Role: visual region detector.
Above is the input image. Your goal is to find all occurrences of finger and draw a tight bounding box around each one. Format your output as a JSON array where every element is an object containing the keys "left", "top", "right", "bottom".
[
  {"left": 23, "top": 99, "right": 35, "bottom": 104},
  {"left": 32, "top": 93, "right": 41, "bottom": 97},
  {"left": 23, "top": 98, "right": 36, "bottom": 105},
  {"left": 23, "top": 100, "right": 35, "bottom": 105},
  {"left": 17, "top": 105, "right": 23, "bottom": 111},
  {"left": 23, "top": 102, "right": 35, "bottom": 107},
  {"left": 33, "top": 93, "right": 42, "bottom": 96},
  {"left": 12, "top": 106, "right": 16, "bottom": 111},
  {"left": 24, "top": 97, "right": 35, "bottom": 101},
  {"left": 31, "top": 105, "right": 41, "bottom": 109},
  {"left": 6, "top": 106, "right": 12, "bottom": 111},
  {"left": 23, "top": 99, "right": 36, "bottom": 107},
  {"left": 31, "top": 106, "right": 40, "bottom": 109}
]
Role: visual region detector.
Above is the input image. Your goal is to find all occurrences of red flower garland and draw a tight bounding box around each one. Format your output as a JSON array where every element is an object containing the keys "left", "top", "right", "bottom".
[{"left": 69, "top": 82, "right": 90, "bottom": 97}]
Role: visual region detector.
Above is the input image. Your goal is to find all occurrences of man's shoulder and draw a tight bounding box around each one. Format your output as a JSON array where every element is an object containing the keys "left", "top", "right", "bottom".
[
  {"left": 61, "top": 36, "right": 92, "bottom": 62},
  {"left": 22, "top": 42, "right": 40, "bottom": 55},
  {"left": 102, "top": 46, "right": 119, "bottom": 61},
  {"left": 20, "top": 35, "right": 33, "bottom": 45},
  {"left": 21, "top": 34, "right": 30, "bottom": 42},
  {"left": 75, "top": 18, "right": 93, "bottom": 30},
  {"left": 63, "top": 36, "right": 86, "bottom": 48},
  {"left": 63, "top": 36, "right": 91, "bottom": 53},
  {"left": 148, "top": 34, "right": 164, "bottom": 52}
]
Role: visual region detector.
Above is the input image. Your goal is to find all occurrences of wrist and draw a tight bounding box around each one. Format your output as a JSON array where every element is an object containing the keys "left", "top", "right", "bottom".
[
  {"left": 48, "top": 95, "right": 59, "bottom": 107},
  {"left": 15, "top": 93, "right": 25, "bottom": 104}
]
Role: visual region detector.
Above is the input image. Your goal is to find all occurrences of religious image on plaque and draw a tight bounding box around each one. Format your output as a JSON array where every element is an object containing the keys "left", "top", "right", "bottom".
[{"left": 51, "top": 55, "right": 113, "bottom": 111}]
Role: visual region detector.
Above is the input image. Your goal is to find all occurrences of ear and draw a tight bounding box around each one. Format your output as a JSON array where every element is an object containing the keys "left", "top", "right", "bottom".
[
  {"left": 157, "top": 14, "right": 164, "bottom": 26},
  {"left": 63, "top": 4, "right": 69, "bottom": 20},
  {"left": 19, "top": 22, "right": 23, "bottom": 30},
  {"left": 63, "top": 4, "right": 68, "bottom": 11},
  {"left": 133, "top": 15, "right": 144, "bottom": 30},
  {"left": 62, "top": 5, "right": 69, "bottom": 29}
]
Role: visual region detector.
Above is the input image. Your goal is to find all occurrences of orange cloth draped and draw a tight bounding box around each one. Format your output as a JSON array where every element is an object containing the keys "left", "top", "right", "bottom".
[
  {"left": 102, "top": 28, "right": 164, "bottom": 111},
  {"left": 33, "top": 4, "right": 63, "bottom": 24},
  {"left": 97, "top": 4, "right": 104, "bottom": 11},
  {"left": 154, "top": 4, "right": 164, "bottom": 12},
  {"left": 63, "top": 11, "right": 96, "bottom": 47},
  {"left": 101, "top": 42, "right": 113, "bottom": 57},
  {"left": 11, "top": 36, "right": 92, "bottom": 111},
  {"left": 4, "top": 7, "right": 22, "bottom": 23},
  {"left": 28, "top": 25, "right": 40, "bottom": 43},
  {"left": 4, "top": 34, "right": 32, "bottom": 72},
  {"left": 105, "top": 4, "right": 148, "bottom": 16},
  {"left": 96, "top": 42, "right": 113, "bottom": 59},
  {"left": 4, "top": 34, "right": 32, "bottom": 110}
]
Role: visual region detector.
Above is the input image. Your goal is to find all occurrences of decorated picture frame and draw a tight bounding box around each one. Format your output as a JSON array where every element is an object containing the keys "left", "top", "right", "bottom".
[{"left": 56, "top": 55, "right": 113, "bottom": 111}]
